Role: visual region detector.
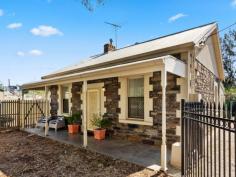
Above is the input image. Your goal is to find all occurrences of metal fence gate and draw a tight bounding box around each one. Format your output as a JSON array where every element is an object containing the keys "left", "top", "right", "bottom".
[
  {"left": 0, "top": 99, "right": 49, "bottom": 129},
  {"left": 181, "top": 99, "right": 236, "bottom": 177}
]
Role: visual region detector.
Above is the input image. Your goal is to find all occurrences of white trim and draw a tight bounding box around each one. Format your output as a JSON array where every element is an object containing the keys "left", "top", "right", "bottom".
[
  {"left": 83, "top": 81, "right": 88, "bottom": 147},
  {"left": 119, "top": 119, "right": 153, "bottom": 126},
  {"left": 161, "top": 66, "right": 167, "bottom": 171},
  {"left": 59, "top": 84, "right": 72, "bottom": 116},
  {"left": 22, "top": 55, "right": 187, "bottom": 89},
  {"left": 118, "top": 73, "right": 153, "bottom": 126},
  {"left": 87, "top": 89, "right": 101, "bottom": 131},
  {"left": 144, "top": 73, "right": 153, "bottom": 123}
]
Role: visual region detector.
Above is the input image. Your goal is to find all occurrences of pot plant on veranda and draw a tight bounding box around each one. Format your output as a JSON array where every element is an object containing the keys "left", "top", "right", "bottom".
[
  {"left": 67, "top": 111, "right": 82, "bottom": 134},
  {"left": 90, "top": 114, "right": 112, "bottom": 140}
]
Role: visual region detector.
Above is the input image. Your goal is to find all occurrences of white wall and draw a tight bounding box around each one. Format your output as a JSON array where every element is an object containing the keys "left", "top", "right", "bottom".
[{"left": 196, "top": 37, "right": 219, "bottom": 78}]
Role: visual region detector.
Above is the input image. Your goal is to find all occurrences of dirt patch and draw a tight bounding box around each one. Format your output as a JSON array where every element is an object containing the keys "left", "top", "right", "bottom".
[{"left": 0, "top": 130, "right": 169, "bottom": 177}]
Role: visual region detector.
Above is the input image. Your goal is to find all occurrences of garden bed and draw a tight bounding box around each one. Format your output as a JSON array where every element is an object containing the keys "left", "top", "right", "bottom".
[{"left": 0, "top": 130, "right": 169, "bottom": 177}]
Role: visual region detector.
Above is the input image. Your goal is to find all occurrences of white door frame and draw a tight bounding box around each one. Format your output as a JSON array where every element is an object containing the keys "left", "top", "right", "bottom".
[{"left": 86, "top": 83, "right": 105, "bottom": 130}]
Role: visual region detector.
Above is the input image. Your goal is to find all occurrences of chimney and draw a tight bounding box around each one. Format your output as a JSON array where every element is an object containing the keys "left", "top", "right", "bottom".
[{"left": 104, "top": 39, "right": 116, "bottom": 53}]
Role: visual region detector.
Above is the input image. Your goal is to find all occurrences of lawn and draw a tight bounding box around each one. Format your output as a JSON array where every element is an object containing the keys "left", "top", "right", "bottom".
[{"left": 0, "top": 130, "right": 168, "bottom": 177}]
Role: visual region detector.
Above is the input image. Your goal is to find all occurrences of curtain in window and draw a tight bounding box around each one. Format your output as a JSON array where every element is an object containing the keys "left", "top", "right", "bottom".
[
  {"left": 128, "top": 78, "right": 144, "bottom": 119},
  {"left": 128, "top": 78, "right": 144, "bottom": 97}
]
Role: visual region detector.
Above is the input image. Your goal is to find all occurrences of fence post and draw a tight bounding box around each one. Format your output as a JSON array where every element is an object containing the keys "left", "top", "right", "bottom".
[
  {"left": 17, "top": 98, "right": 20, "bottom": 128},
  {"left": 181, "top": 99, "right": 185, "bottom": 176},
  {"left": 21, "top": 100, "right": 25, "bottom": 129}
]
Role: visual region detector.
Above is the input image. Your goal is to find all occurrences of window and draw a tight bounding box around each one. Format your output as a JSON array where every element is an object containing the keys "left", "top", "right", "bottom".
[
  {"left": 62, "top": 86, "right": 70, "bottom": 114},
  {"left": 128, "top": 78, "right": 144, "bottom": 119},
  {"left": 63, "top": 99, "right": 69, "bottom": 114}
]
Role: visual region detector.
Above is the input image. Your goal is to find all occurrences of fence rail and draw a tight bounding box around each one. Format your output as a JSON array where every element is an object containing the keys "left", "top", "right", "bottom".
[
  {"left": 181, "top": 99, "right": 236, "bottom": 177},
  {"left": 0, "top": 99, "right": 49, "bottom": 129}
]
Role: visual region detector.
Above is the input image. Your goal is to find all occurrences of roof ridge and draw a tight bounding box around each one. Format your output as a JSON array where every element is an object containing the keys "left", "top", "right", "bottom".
[{"left": 115, "top": 21, "right": 216, "bottom": 51}]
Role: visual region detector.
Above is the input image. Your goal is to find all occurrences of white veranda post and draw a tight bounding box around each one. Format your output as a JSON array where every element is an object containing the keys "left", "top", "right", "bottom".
[
  {"left": 161, "top": 66, "right": 167, "bottom": 171},
  {"left": 45, "top": 86, "right": 49, "bottom": 136},
  {"left": 83, "top": 80, "right": 88, "bottom": 147}
]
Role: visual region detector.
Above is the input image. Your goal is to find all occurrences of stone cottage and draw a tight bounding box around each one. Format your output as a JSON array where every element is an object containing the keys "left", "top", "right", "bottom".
[{"left": 22, "top": 22, "right": 225, "bottom": 170}]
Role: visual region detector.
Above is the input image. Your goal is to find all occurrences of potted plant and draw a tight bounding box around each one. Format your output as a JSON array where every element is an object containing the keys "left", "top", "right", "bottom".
[
  {"left": 67, "top": 111, "right": 82, "bottom": 134},
  {"left": 90, "top": 114, "right": 112, "bottom": 140}
]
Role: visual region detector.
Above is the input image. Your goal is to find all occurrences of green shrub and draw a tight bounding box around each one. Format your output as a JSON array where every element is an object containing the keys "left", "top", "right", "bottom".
[
  {"left": 66, "top": 111, "right": 82, "bottom": 125},
  {"left": 67, "top": 116, "right": 75, "bottom": 125},
  {"left": 90, "top": 114, "right": 112, "bottom": 129},
  {"left": 72, "top": 111, "right": 82, "bottom": 124}
]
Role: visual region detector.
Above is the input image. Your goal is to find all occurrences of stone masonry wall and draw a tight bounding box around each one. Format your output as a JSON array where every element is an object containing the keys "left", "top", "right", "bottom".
[
  {"left": 71, "top": 82, "right": 83, "bottom": 114},
  {"left": 69, "top": 74, "right": 180, "bottom": 146},
  {"left": 193, "top": 60, "right": 215, "bottom": 102},
  {"left": 151, "top": 72, "right": 181, "bottom": 145},
  {"left": 49, "top": 85, "right": 58, "bottom": 117},
  {"left": 103, "top": 78, "right": 120, "bottom": 121},
  {"left": 112, "top": 72, "right": 181, "bottom": 146}
]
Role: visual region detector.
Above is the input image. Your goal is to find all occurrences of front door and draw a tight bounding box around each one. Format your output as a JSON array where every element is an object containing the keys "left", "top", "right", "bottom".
[{"left": 87, "top": 89, "right": 101, "bottom": 130}]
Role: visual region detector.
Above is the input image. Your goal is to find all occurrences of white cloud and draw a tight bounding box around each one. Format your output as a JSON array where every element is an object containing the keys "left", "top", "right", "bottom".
[
  {"left": 7, "top": 23, "right": 23, "bottom": 29},
  {"left": 29, "top": 49, "right": 43, "bottom": 56},
  {"left": 168, "top": 13, "right": 187, "bottom": 23},
  {"left": 232, "top": 0, "right": 236, "bottom": 7},
  {"left": 17, "top": 51, "right": 25, "bottom": 57},
  {"left": 30, "top": 25, "right": 63, "bottom": 37},
  {"left": 17, "top": 50, "right": 43, "bottom": 57},
  {"left": 0, "top": 9, "right": 4, "bottom": 16}
]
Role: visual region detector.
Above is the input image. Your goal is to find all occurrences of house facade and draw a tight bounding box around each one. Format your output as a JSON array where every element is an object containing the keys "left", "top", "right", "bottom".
[{"left": 22, "top": 22, "right": 225, "bottom": 169}]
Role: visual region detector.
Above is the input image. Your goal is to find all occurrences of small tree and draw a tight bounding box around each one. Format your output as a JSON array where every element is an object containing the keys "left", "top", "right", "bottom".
[
  {"left": 221, "top": 30, "right": 236, "bottom": 89},
  {"left": 81, "top": 0, "right": 105, "bottom": 11}
]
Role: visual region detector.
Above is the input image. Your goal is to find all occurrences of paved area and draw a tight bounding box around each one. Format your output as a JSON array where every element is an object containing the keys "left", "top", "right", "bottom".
[{"left": 24, "top": 128, "right": 181, "bottom": 176}]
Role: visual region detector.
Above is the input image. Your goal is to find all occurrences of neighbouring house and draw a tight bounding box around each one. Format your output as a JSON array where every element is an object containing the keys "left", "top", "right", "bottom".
[
  {"left": 0, "top": 89, "right": 4, "bottom": 100},
  {"left": 22, "top": 22, "right": 225, "bottom": 170}
]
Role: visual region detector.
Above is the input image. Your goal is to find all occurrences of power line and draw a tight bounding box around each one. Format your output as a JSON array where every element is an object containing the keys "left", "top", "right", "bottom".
[{"left": 199, "top": 21, "right": 236, "bottom": 44}]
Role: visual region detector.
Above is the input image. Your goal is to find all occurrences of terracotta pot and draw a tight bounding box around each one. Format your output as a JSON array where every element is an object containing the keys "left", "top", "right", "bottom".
[
  {"left": 68, "top": 124, "right": 80, "bottom": 134},
  {"left": 94, "top": 129, "right": 106, "bottom": 140}
]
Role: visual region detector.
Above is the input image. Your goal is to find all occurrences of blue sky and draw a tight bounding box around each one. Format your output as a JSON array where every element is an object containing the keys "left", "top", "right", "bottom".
[{"left": 0, "top": 0, "right": 235, "bottom": 86}]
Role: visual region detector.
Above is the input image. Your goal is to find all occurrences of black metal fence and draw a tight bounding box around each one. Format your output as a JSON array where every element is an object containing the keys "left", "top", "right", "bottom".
[{"left": 181, "top": 99, "right": 236, "bottom": 177}]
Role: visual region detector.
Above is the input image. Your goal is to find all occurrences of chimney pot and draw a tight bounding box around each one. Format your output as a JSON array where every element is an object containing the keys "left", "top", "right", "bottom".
[{"left": 104, "top": 39, "right": 116, "bottom": 53}]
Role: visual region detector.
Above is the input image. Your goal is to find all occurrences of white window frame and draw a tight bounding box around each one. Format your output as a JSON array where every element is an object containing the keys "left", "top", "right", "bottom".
[
  {"left": 58, "top": 84, "right": 72, "bottom": 116},
  {"left": 127, "top": 76, "right": 144, "bottom": 119},
  {"left": 118, "top": 73, "right": 153, "bottom": 126}
]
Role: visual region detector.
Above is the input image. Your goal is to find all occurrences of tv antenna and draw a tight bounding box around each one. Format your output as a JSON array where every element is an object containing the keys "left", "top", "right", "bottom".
[{"left": 105, "top": 22, "right": 121, "bottom": 48}]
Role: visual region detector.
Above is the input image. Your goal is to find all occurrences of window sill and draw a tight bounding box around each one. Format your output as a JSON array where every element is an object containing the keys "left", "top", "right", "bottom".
[
  {"left": 119, "top": 119, "right": 153, "bottom": 126},
  {"left": 61, "top": 113, "right": 70, "bottom": 117}
]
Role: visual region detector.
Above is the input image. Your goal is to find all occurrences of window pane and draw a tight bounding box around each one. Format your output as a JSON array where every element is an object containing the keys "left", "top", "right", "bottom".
[
  {"left": 63, "top": 99, "right": 69, "bottom": 113},
  {"left": 128, "top": 78, "right": 144, "bottom": 97},
  {"left": 128, "top": 97, "right": 144, "bottom": 118},
  {"left": 62, "top": 87, "right": 70, "bottom": 99},
  {"left": 62, "top": 86, "right": 70, "bottom": 113},
  {"left": 128, "top": 77, "right": 144, "bottom": 119}
]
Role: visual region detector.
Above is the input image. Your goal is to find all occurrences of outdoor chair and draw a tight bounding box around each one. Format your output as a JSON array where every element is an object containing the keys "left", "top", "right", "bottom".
[
  {"left": 36, "top": 116, "right": 52, "bottom": 128},
  {"left": 48, "top": 116, "right": 65, "bottom": 132}
]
